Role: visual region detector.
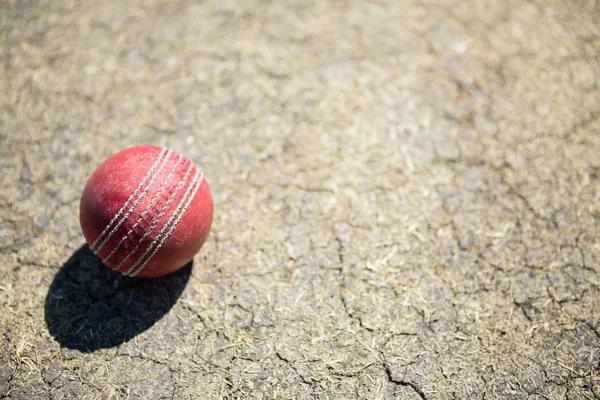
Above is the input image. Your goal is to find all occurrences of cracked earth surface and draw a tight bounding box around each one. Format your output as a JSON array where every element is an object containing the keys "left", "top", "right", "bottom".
[{"left": 1, "top": 0, "right": 599, "bottom": 398}]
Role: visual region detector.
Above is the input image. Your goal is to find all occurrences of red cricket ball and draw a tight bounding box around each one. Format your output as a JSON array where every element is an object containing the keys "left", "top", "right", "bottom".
[{"left": 79, "top": 146, "right": 213, "bottom": 278}]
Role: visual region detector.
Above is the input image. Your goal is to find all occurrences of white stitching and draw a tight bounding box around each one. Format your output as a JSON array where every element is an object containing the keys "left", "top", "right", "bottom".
[
  {"left": 124, "top": 168, "right": 203, "bottom": 277},
  {"left": 123, "top": 168, "right": 200, "bottom": 276},
  {"left": 128, "top": 171, "right": 204, "bottom": 277},
  {"left": 113, "top": 162, "right": 195, "bottom": 273},
  {"left": 103, "top": 154, "right": 184, "bottom": 263},
  {"left": 90, "top": 147, "right": 167, "bottom": 251},
  {"left": 113, "top": 161, "right": 196, "bottom": 273},
  {"left": 94, "top": 148, "right": 173, "bottom": 254}
]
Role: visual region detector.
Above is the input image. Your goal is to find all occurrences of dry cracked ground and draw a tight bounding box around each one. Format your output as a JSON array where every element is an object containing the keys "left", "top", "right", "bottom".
[{"left": 1, "top": 0, "right": 599, "bottom": 399}]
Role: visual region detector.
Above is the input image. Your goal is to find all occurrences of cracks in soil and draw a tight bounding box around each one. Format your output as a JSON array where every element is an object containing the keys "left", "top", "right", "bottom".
[
  {"left": 275, "top": 351, "right": 315, "bottom": 387},
  {"left": 382, "top": 360, "right": 428, "bottom": 400},
  {"left": 339, "top": 293, "right": 375, "bottom": 333},
  {"left": 513, "top": 300, "right": 533, "bottom": 322},
  {"left": 0, "top": 331, "right": 16, "bottom": 399},
  {"left": 333, "top": 228, "right": 376, "bottom": 333},
  {"left": 331, "top": 224, "right": 428, "bottom": 397}
]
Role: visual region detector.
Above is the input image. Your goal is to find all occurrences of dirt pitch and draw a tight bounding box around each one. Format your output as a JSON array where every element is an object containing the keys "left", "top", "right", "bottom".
[{"left": 1, "top": 0, "right": 599, "bottom": 399}]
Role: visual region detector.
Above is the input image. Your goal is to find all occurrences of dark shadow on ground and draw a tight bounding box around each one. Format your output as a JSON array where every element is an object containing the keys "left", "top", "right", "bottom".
[{"left": 44, "top": 244, "right": 191, "bottom": 352}]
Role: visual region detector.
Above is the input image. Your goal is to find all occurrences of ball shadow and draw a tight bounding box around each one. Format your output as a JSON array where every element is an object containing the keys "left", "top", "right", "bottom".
[{"left": 44, "top": 244, "right": 191, "bottom": 352}]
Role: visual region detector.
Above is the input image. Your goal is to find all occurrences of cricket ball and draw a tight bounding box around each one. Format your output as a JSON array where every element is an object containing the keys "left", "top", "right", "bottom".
[{"left": 79, "top": 146, "right": 213, "bottom": 278}]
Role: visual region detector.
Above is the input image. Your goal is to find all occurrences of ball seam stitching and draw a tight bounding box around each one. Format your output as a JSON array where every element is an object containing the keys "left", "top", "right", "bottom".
[
  {"left": 126, "top": 168, "right": 203, "bottom": 277},
  {"left": 90, "top": 147, "right": 168, "bottom": 251},
  {"left": 93, "top": 148, "right": 173, "bottom": 254},
  {"left": 102, "top": 153, "right": 184, "bottom": 264},
  {"left": 113, "top": 159, "right": 196, "bottom": 273}
]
